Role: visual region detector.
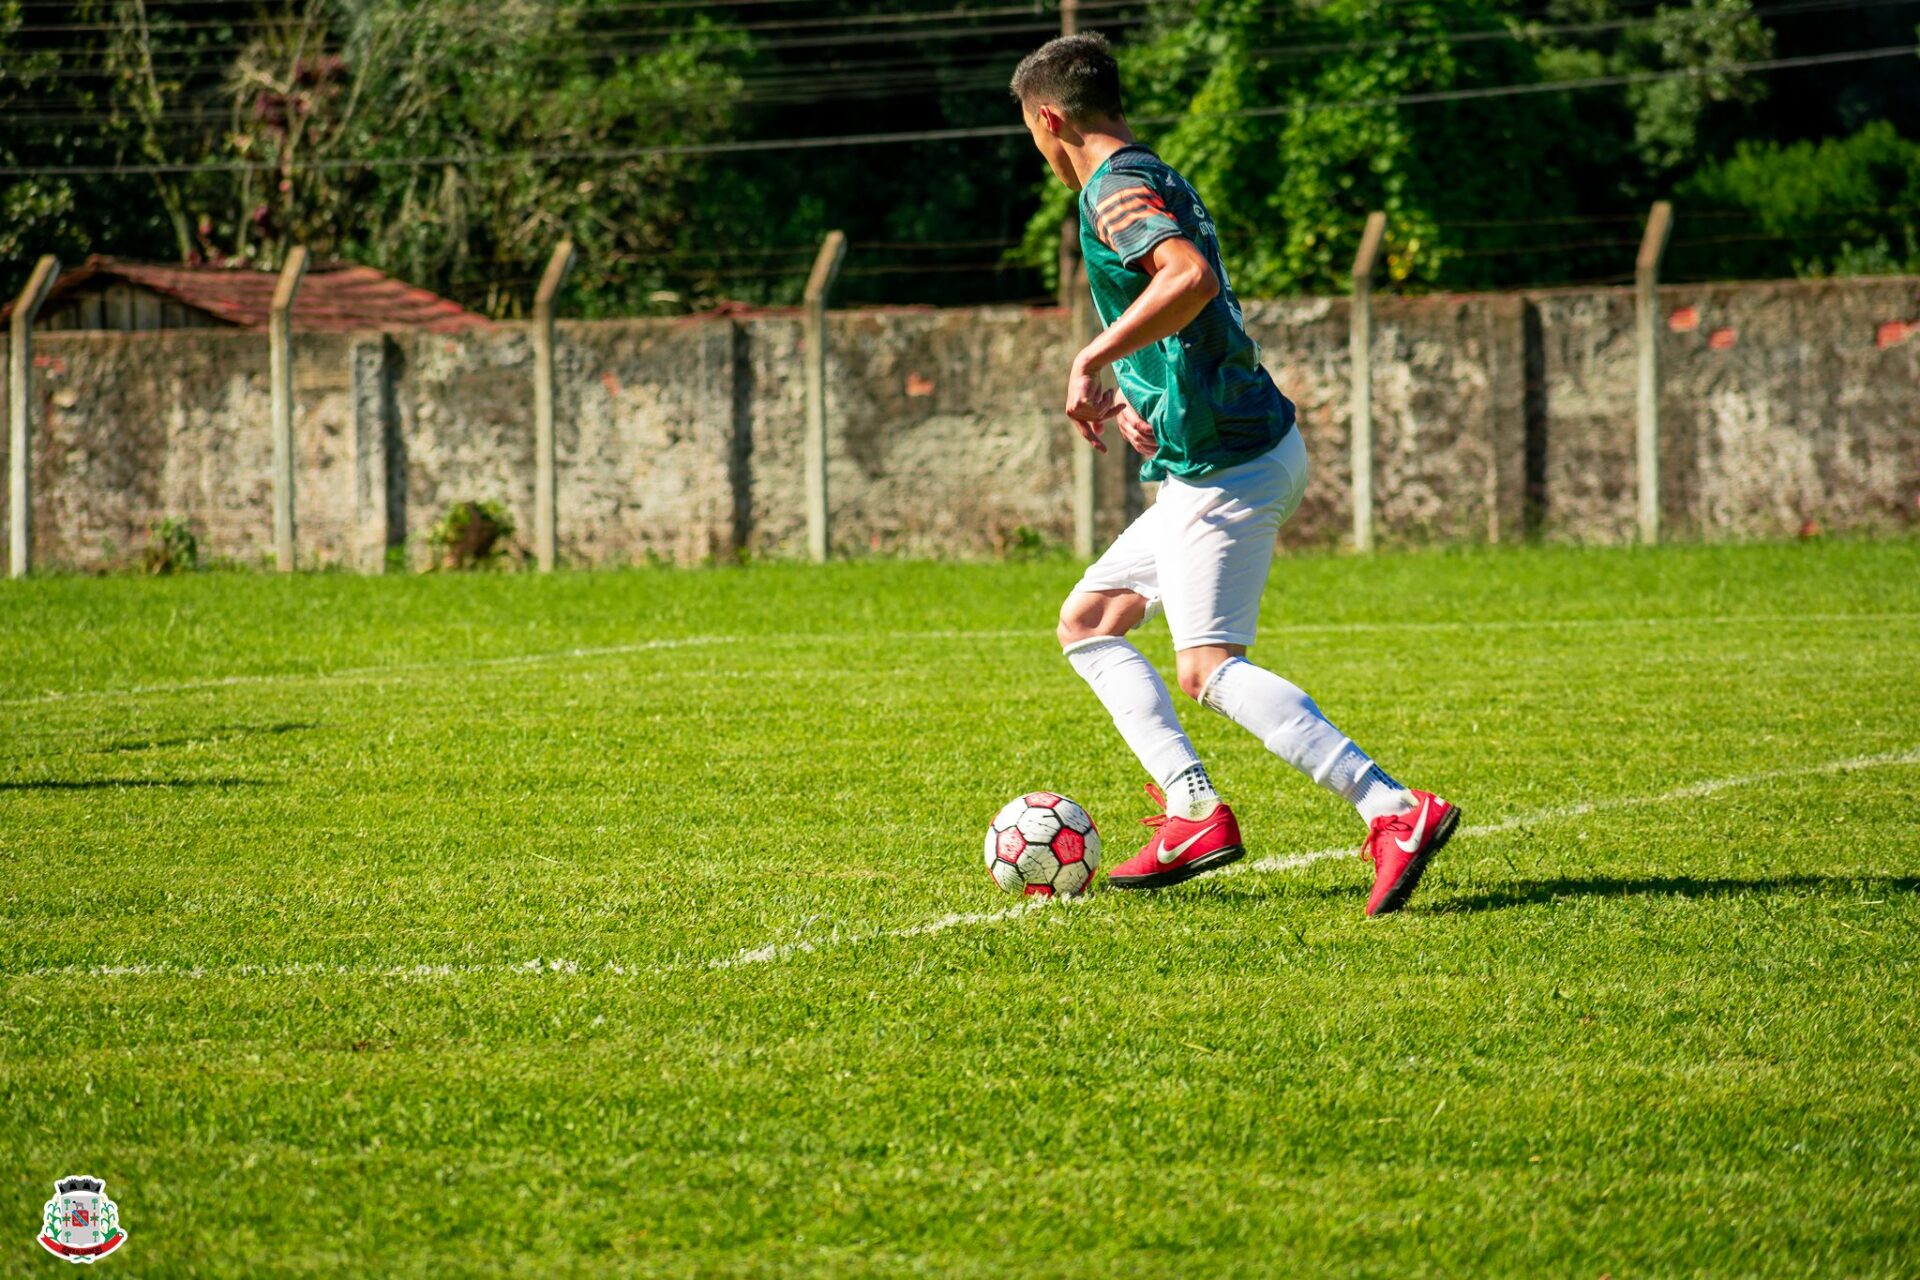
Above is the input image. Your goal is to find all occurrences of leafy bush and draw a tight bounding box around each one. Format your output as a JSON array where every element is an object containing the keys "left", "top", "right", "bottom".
[
  {"left": 427, "top": 501, "right": 517, "bottom": 571},
  {"left": 142, "top": 518, "right": 199, "bottom": 575},
  {"left": 1679, "top": 122, "right": 1920, "bottom": 278}
]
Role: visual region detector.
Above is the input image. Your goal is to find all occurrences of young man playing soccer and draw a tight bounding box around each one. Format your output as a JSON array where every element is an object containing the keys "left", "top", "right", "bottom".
[{"left": 1011, "top": 33, "right": 1459, "bottom": 915}]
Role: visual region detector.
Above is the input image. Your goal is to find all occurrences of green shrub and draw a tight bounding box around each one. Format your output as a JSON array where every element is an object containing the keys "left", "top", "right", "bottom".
[
  {"left": 142, "top": 518, "right": 199, "bottom": 575},
  {"left": 427, "top": 500, "right": 517, "bottom": 570},
  {"left": 1679, "top": 123, "right": 1920, "bottom": 278}
]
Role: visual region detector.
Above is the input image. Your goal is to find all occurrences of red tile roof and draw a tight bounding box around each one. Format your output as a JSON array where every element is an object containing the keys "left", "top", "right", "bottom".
[{"left": 10, "top": 255, "right": 490, "bottom": 332}]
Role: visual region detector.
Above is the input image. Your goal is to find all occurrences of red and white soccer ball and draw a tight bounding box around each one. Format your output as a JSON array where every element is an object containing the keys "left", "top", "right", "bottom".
[{"left": 983, "top": 792, "right": 1101, "bottom": 897}]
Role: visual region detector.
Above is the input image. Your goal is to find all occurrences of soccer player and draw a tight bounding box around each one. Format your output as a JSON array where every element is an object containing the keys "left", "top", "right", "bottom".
[{"left": 1010, "top": 33, "right": 1459, "bottom": 915}]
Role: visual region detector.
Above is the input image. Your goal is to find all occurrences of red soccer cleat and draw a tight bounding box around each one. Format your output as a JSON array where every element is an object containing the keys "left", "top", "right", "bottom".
[
  {"left": 1106, "top": 784, "right": 1245, "bottom": 890},
  {"left": 1362, "top": 789, "right": 1460, "bottom": 917}
]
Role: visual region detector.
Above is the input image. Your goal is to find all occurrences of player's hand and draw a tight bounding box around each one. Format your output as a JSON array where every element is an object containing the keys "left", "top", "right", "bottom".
[
  {"left": 1070, "top": 414, "right": 1109, "bottom": 453},
  {"left": 1113, "top": 401, "right": 1157, "bottom": 457},
  {"left": 1064, "top": 357, "right": 1115, "bottom": 452}
]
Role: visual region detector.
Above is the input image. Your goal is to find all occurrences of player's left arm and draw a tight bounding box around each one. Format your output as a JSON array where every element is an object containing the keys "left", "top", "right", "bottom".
[{"left": 1064, "top": 237, "right": 1219, "bottom": 424}]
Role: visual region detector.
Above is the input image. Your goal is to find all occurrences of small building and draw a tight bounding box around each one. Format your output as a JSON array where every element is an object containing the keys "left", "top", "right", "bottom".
[{"left": 11, "top": 255, "right": 489, "bottom": 333}]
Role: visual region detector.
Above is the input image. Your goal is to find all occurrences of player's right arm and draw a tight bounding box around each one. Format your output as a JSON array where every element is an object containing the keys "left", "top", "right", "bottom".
[
  {"left": 1070, "top": 236, "right": 1218, "bottom": 381},
  {"left": 1063, "top": 176, "right": 1219, "bottom": 432}
]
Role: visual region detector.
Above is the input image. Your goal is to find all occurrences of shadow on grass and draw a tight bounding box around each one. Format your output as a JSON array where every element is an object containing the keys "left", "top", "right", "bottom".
[
  {"left": 104, "top": 721, "right": 316, "bottom": 753},
  {"left": 0, "top": 778, "right": 269, "bottom": 791},
  {"left": 1431, "top": 874, "right": 1920, "bottom": 915}
]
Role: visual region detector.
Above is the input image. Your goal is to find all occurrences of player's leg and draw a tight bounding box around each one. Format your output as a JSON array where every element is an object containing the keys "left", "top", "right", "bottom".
[
  {"left": 1162, "top": 431, "right": 1399, "bottom": 811},
  {"left": 1057, "top": 506, "right": 1217, "bottom": 824},
  {"left": 1162, "top": 431, "right": 1459, "bottom": 913},
  {"left": 1064, "top": 507, "right": 1243, "bottom": 891}
]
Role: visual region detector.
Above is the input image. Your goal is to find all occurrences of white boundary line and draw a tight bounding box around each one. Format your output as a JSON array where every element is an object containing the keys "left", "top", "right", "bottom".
[
  {"left": 5, "top": 611, "right": 1913, "bottom": 708},
  {"left": 18, "top": 747, "right": 1912, "bottom": 982},
  {"left": 710, "top": 746, "right": 1920, "bottom": 968}
]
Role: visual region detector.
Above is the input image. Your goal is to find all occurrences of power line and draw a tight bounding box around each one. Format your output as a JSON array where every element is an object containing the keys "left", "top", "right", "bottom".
[
  {"left": 3, "top": 0, "right": 837, "bottom": 12},
  {"left": 5, "top": 41, "right": 1911, "bottom": 176},
  {"left": 1438, "top": 201, "right": 1920, "bottom": 230},
  {"left": 1227, "top": 42, "right": 1920, "bottom": 120},
  {"left": 10, "top": 1, "right": 1156, "bottom": 60},
  {"left": 15, "top": 0, "right": 1787, "bottom": 67},
  {"left": 0, "top": 0, "right": 1839, "bottom": 82},
  {"left": 14, "top": 0, "right": 1149, "bottom": 38},
  {"left": 11, "top": 16, "right": 1148, "bottom": 76},
  {"left": 8, "top": 2, "right": 1158, "bottom": 64},
  {"left": 5, "top": 0, "right": 1900, "bottom": 119}
]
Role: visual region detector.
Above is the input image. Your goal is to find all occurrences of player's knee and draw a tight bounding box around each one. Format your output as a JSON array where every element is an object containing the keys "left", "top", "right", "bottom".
[
  {"left": 1057, "top": 594, "right": 1124, "bottom": 649},
  {"left": 1056, "top": 602, "right": 1100, "bottom": 649},
  {"left": 1059, "top": 590, "right": 1149, "bottom": 651},
  {"left": 1175, "top": 650, "right": 1231, "bottom": 702}
]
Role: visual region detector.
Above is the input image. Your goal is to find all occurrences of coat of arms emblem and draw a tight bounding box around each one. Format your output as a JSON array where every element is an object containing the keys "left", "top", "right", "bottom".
[{"left": 38, "top": 1176, "right": 126, "bottom": 1264}]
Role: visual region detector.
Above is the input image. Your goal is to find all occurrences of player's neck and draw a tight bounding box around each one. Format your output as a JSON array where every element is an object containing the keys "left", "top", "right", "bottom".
[{"left": 1067, "top": 120, "right": 1137, "bottom": 187}]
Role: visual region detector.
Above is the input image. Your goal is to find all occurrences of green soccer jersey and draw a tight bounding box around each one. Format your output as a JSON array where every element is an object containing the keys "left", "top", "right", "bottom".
[{"left": 1079, "top": 144, "right": 1295, "bottom": 482}]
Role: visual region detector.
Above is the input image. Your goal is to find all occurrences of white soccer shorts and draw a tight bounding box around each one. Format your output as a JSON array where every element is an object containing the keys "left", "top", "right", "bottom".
[{"left": 1070, "top": 429, "right": 1309, "bottom": 651}]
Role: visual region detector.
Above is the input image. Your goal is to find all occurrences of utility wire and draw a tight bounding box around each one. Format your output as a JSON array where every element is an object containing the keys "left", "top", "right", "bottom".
[
  {"left": 11, "top": 0, "right": 1156, "bottom": 56},
  {"left": 14, "top": 0, "right": 1798, "bottom": 65},
  {"left": 2, "top": 0, "right": 1865, "bottom": 81},
  {"left": 12, "top": 16, "right": 1149, "bottom": 75},
  {"left": 5, "top": 0, "right": 1898, "bottom": 118},
  {"left": 4, "top": 0, "right": 1893, "bottom": 133},
  {"left": 14, "top": 0, "right": 1150, "bottom": 38},
  {"left": 5, "top": 41, "right": 1910, "bottom": 176}
]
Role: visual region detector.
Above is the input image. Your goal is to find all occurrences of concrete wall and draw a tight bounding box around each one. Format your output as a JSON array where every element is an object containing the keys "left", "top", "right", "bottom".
[
  {"left": 3, "top": 275, "right": 1915, "bottom": 571},
  {"left": 0, "top": 330, "right": 370, "bottom": 569},
  {"left": 1530, "top": 277, "right": 1920, "bottom": 541}
]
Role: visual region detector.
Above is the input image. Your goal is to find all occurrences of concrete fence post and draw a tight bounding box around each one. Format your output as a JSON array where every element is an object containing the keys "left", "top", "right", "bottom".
[
  {"left": 1349, "top": 212, "right": 1387, "bottom": 552},
  {"left": 269, "top": 246, "right": 308, "bottom": 573},
  {"left": 803, "top": 230, "right": 847, "bottom": 563},
  {"left": 1635, "top": 201, "right": 1673, "bottom": 544},
  {"left": 7, "top": 255, "right": 59, "bottom": 579},
  {"left": 533, "top": 239, "right": 576, "bottom": 573}
]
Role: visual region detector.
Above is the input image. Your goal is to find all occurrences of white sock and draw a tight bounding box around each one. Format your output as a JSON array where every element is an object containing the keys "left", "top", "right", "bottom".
[
  {"left": 1064, "top": 637, "right": 1216, "bottom": 817},
  {"left": 1199, "top": 657, "right": 1415, "bottom": 824},
  {"left": 1162, "top": 762, "right": 1220, "bottom": 821},
  {"left": 1344, "top": 762, "right": 1414, "bottom": 825}
]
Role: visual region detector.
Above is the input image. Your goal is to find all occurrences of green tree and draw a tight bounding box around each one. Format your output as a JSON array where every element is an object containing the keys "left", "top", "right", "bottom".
[
  {"left": 1016, "top": 0, "right": 1776, "bottom": 295},
  {"left": 199, "top": 1, "right": 752, "bottom": 315},
  {"left": 1678, "top": 119, "right": 1920, "bottom": 276},
  {"left": 3, "top": 1, "right": 750, "bottom": 316}
]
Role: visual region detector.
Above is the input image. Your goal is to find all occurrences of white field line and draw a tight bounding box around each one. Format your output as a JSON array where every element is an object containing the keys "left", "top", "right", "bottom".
[
  {"left": 5, "top": 612, "right": 1915, "bottom": 708},
  {"left": 713, "top": 746, "right": 1920, "bottom": 967},
  {"left": 11, "top": 746, "right": 1917, "bottom": 984},
  {"left": 709, "top": 901, "right": 1051, "bottom": 970}
]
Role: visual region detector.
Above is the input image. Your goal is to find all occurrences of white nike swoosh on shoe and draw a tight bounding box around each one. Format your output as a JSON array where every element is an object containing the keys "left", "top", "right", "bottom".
[
  {"left": 1394, "top": 798, "right": 1432, "bottom": 854},
  {"left": 1158, "top": 822, "right": 1223, "bottom": 864}
]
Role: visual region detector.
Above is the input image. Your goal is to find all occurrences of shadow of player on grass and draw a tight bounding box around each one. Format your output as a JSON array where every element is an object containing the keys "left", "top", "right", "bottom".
[
  {"left": 1430, "top": 874, "right": 1920, "bottom": 915},
  {"left": 0, "top": 778, "right": 269, "bottom": 791},
  {"left": 1231, "top": 873, "right": 1920, "bottom": 913}
]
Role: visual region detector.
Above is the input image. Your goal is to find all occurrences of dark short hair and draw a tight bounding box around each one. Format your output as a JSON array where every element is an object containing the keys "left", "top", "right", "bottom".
[{"left": 1009, "top": 33, "right": 1124, "bottom": 120}]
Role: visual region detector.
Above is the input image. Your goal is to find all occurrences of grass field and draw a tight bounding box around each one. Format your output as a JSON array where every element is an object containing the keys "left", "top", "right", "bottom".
[{"left": 3, "top": 539, "right": 1918, "bottom": 1277}]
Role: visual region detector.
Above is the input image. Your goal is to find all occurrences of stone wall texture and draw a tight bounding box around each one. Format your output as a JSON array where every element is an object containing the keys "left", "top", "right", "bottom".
[{"left": 3, "top": 275, "right": 1915, "bottom": 571}]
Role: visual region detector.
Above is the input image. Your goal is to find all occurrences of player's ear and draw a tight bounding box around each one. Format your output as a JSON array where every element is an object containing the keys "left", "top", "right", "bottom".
[{"left": 1037, "top": 104, "right": 1066, "bottom": 136}]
